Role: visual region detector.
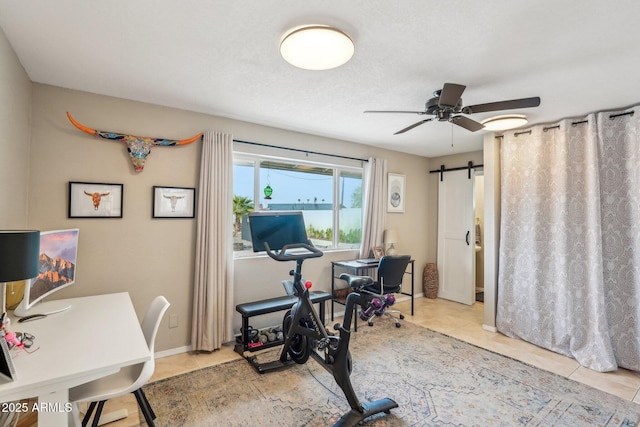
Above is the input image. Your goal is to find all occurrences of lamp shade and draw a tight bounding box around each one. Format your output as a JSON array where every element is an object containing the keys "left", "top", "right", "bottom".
[
  {"left": 0, "top": 230, "right": 40, "bottom": 282},
  {"left": 384, "top": 229, "right": 399, "bottom": 244}
]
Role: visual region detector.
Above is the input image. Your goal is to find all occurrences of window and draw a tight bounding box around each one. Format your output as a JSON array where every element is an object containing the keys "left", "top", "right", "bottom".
[{"left": 233, "top": 154, "right": 363, "bottom": 253}]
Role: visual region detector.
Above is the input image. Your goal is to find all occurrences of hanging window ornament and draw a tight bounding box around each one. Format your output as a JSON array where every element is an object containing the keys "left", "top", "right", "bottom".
[
  {"left": 263, "top": 162, "right": 273, "bottom": 200},
  {"left": 263, "top": 184, "right": 273, "bottom": 199}
]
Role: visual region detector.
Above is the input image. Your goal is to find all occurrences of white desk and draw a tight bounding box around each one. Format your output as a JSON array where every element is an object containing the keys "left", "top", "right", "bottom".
[{"left": 0, "top": 292, "right": 150, "bottom": 426}]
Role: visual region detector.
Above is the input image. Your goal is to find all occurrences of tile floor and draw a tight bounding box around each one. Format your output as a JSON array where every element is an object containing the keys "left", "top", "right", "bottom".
[{"left": 18, "top": 296, "right": 640, "bottom": 426}]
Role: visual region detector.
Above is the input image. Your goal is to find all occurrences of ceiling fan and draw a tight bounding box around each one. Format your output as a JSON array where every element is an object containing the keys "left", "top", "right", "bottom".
[{"left": 365, "top": 83, "right": 541, "bottom": 134}]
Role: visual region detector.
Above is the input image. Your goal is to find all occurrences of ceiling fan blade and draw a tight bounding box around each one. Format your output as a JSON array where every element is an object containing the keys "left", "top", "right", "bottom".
[
  {"left": 464, "top": 96, "right": 541, "bottom": 114},
  {"left": 364, "top": 110, "right": 426, "bottom": 114},
  {"left": 451, "top": 115, "right": 484, "bottom": 132},
  {"left": 438, "top": 83, "right": 466, "bottom": 108},
  {"left": 394, "top": 118, "right": 433, "bottom": 135}
]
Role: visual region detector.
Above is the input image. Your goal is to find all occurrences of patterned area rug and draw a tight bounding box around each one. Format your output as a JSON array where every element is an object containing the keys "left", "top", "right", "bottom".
[{"left": 144, "top": 321, "right": 640, "bottom": 426}]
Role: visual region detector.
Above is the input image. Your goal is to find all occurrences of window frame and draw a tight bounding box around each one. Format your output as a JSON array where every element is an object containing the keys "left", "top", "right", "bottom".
[{"left": 233, "top": 152, "right": 364, "bottom": 255}]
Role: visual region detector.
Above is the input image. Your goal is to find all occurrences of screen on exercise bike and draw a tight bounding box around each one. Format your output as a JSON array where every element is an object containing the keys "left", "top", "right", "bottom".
[{"left": 248, "top": 211, "right": 309, "bottom": 252}]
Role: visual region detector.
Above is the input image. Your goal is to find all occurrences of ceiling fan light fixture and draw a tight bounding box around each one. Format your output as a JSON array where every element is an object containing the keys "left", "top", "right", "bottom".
[
  {"left": 481, "top": 114, "right": 528, "bottom": 131},
  {"left": 280, "top": 25, "right": 354, "bottom": 70}
]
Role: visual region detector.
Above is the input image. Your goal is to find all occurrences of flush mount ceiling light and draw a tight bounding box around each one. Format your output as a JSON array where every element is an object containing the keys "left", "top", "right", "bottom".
[
  {"left": 481, "top": 114, "right": 529, "bottom": 131},
  {"left": 280, "top": 25, "right": 354, "bottom": 70}
]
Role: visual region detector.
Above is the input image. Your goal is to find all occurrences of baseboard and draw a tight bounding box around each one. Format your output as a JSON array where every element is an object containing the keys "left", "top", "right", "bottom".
[
  {"left": 482, "top": 324, "right": 497, "bottom": 333},
  {"left": 403, "top": 292, "right": 424, "bottom": 299},
  {"left": 155, "top": 345, "right": 191, "bottom": 359}
]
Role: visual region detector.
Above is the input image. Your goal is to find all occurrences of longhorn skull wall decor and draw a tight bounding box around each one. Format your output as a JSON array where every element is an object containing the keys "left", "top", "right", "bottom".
[{"left": 66, "top": 112, "right": 203, "bottom": 172}]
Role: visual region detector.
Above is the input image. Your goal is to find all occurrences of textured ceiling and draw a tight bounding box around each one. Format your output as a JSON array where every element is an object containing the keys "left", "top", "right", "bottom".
[{"left": 1, "top": 1, "right": 639, "bottom": 157}]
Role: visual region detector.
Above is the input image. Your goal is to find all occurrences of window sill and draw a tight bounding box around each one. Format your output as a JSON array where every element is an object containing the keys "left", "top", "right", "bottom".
[{"left": 233, "top": 247, "right": 358, "bottom": 261}]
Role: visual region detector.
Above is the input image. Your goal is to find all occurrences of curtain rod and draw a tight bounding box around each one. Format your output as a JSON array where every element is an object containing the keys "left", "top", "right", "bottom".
[
  {"left": 233, "top": 139, "right": 368, "bottom": 162},
  {"left": 610, "top": 110, "right": 634, "bottom": 119},
  {"left": 494, "top": 110, "right": 635, "bottom": 138},
  {"left": 429, "top": 161, "right": 483, "bottom": 181}
]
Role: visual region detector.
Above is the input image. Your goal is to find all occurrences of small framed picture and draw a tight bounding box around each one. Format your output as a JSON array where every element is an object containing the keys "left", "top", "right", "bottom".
[
  {"left": 69, "top": 182, "right": 123, "bottom": 218},
  {"left": 152, "top": 186, "right": 196, "bottom": 218},
  {"left": 387, "top": 173, "right": 406, "bottom": 213},
  {"left": 373, "top": 246, "right": 385, "bottom": 259}
]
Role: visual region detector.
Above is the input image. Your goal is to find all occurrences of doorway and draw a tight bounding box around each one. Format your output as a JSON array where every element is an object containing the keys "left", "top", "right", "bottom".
[
  {"left": 437, "top": 169, "right": 475, "bottom": 305},
  {"left": 436, "top": 167, "right": 484, "bottom": 306}
]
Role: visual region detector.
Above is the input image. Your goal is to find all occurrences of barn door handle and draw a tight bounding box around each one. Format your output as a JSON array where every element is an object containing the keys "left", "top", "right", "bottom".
[{"left": 465, "top": 230, "right": 470, "bottom": 246}]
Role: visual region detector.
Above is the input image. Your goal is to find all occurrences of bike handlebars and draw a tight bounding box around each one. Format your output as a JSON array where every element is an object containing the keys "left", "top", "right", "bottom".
[{"left": 263, "top": 241, "right": 324, "bottom": 261}]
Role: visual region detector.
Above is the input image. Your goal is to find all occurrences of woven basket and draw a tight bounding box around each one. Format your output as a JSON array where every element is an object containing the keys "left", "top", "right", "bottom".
[{"left": 423, "top": 263, "right": 439, "bottom": 299}]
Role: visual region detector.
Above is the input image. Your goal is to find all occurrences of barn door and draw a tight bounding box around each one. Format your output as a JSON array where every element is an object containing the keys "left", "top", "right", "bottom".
[{"left": 437, "top": 169, "right": 475, "bottom": 305}]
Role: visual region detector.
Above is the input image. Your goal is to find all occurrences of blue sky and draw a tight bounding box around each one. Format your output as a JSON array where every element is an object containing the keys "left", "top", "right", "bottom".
[{"left": 233, "top": 165, "right": 361, "bottom": 209}]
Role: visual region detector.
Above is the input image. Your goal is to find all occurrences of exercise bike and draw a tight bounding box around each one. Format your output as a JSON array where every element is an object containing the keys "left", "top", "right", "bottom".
[
  {"left": 250, "top": 213, "right": 398, "bottom": 427},
  {"left": 262, "top": 240, "right": 398, "bottom": 426}
]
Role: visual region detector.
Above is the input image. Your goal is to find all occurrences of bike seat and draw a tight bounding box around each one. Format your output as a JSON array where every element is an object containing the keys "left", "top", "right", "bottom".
[{"left": 339, "top": 273, "right": 374, "bottom": 289}]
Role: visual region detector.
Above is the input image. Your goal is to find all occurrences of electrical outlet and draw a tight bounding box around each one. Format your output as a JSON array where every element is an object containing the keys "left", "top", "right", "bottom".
[{"left": 169, "top": 313, "right": 178, "bottom": 329}]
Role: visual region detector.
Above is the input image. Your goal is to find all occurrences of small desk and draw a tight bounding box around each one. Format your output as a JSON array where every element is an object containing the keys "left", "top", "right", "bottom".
[
  {"left": 331, "top": 259, "right": 415, "bottom": 323},
  {"left": 0, "top": 292, "right": 150, "bottom": 427}
]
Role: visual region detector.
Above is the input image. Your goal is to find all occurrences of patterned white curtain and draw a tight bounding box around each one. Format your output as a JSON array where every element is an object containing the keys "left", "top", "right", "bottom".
[
  {"left": 596, "top": 108, "right": 640, "bottom": 371},
  {"left": 360, "top": 157, "right": 387, "bottom": 258},
  {"left": 191, "top": 132, "right": 234, "bottom": 351},
  {"left": 497, "top": 107, "right": 640, "bottom": 372}
]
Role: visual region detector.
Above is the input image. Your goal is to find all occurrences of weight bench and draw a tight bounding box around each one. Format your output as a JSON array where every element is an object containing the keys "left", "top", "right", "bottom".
[{"left": 234, "top": 291, "right": 331, "bottom": 371}]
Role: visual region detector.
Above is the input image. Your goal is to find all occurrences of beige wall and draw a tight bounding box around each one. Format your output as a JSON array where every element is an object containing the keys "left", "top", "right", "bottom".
[
  {"left": 0, "top": 27, "right": 32, "bottom": 228},
  {"left": 1, "top": 27, "right": 483, "bottom": 353},
  {"left": 25, "top": 83, "right": 439, "bottom": 352}
]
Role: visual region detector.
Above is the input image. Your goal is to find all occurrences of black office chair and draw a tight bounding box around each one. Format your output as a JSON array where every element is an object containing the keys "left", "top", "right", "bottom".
[{"left": 340, "top": 255, "right": 411, "bottom": 328}]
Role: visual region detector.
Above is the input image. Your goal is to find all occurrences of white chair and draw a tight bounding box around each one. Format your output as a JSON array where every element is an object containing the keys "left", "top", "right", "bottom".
[{"left": 69, "top": 295, "right": 170, "bottom": 427}]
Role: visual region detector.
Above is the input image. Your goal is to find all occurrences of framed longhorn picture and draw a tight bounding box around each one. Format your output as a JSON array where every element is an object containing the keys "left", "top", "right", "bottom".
[
  {"left": 152, "top": 186, "right": 196, "bottom": 218},
  {"left": 68, "top": 181, "right": 123, "bottom": 218}
]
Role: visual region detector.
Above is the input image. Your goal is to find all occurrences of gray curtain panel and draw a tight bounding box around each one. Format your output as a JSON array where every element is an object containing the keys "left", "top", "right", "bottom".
[
  {"left": 497, "top": 106, "right": 640, "bottom": 372},
  {"left": 191, "top": 132, "right": 235, "bottom": 351},
  {"left": 359, "top": 157, "right": 387, "bottom": 258}
]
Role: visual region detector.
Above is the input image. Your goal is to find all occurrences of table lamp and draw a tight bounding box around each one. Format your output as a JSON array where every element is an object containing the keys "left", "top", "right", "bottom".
[
  {"left": 384, "top": 229, "right": 399, "bottom": 256},
  {"left": 0, "top": 231, "right": 40, "bottom": 314}
]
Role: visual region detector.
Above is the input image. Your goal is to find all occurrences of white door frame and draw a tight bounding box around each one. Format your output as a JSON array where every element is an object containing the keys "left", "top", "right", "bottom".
[{"left": 482, "top": 134, "right": 500, "bottom": 331}]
